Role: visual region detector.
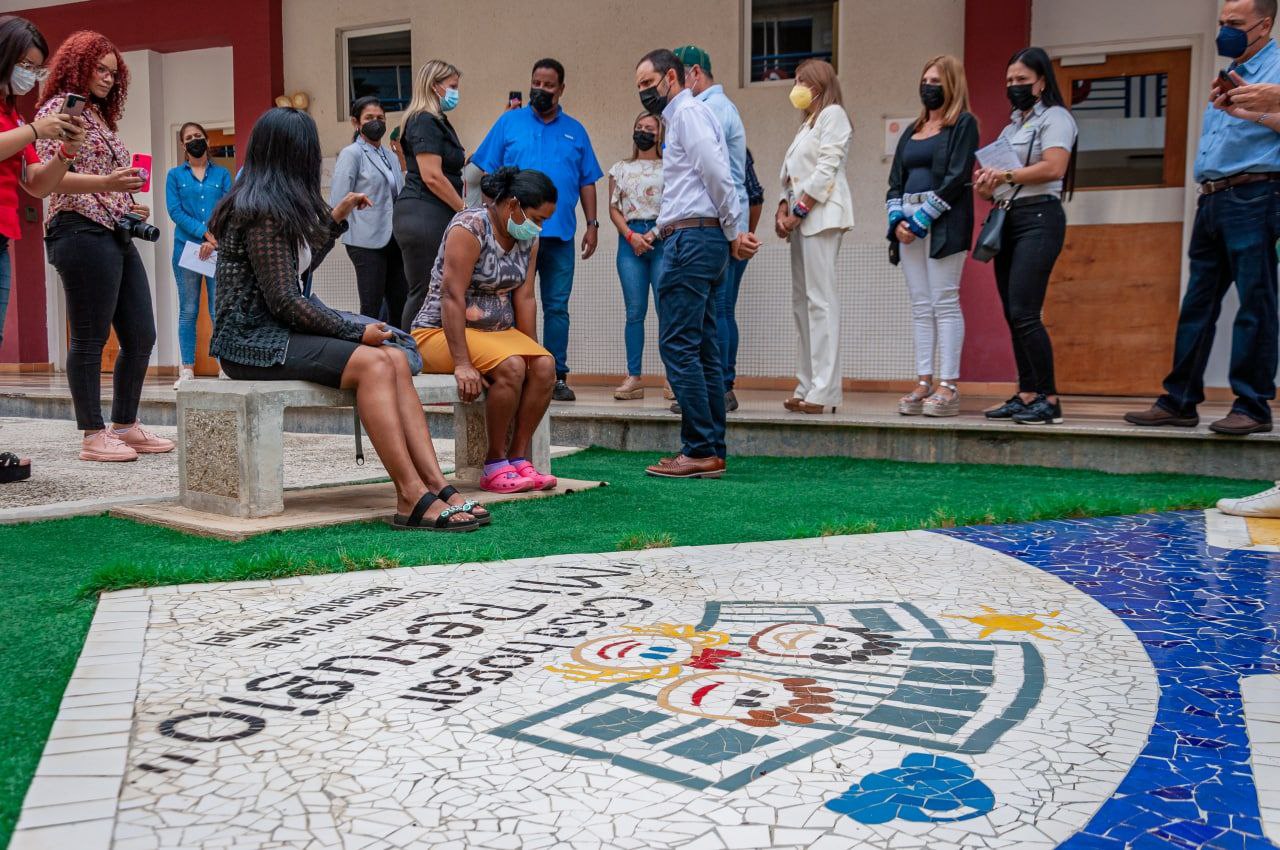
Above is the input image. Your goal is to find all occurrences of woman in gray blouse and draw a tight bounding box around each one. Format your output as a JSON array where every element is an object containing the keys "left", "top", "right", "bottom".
[
  {"left": 975, "top": 47, "right": 1078, "bottom": 426},
  {"left": 330, "top": 96, "right": 407, "bottom": 326}
]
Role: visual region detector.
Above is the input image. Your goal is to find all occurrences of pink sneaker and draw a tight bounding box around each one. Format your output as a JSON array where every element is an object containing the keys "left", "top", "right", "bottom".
[
  {"left": 114, "top": 422, "right": 175, "bottom": 454},
  {"left": 480, "top": 464, "right": 536, "bottom": 494},
  {"left": 512, "top": 460, "right": 557, "bottom": 491},
  {"left": 80, "top": 430, "right": 138, "bottom": 463}
]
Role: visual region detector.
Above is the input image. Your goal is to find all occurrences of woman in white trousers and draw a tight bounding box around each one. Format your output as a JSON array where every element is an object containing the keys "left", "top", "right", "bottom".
[
  {"left": 776, "top": 59, "right": 855, "bottom": 414},
  {"left": 886, "top": 55, "right": 979, "bottom": 417}
]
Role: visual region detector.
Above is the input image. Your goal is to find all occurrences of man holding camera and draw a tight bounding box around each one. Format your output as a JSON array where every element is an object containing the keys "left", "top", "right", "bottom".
[{"left": 1126, "top": 0, "right": 1280, "bottom": 437}]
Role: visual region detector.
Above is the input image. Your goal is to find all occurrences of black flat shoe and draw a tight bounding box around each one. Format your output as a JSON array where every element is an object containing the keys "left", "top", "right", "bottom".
[
  {"left": 1013, "top": 395, "right": 1064, "bottom": 425},
  {"left": 985, "top": 395, "right": 1028, "bottom": 420},
  {"left": 437, "top": 484, "right": 491, "bottom": 525},
  {"left": 388, "top": 492, "right": 479, "bottom": 532},
  {"left": 552, "top": 380, "right": 576, "bottom": 402}
]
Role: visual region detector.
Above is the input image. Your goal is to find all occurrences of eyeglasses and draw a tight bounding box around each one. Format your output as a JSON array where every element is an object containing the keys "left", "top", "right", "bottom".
[{"left": 16, "top": 60, "right": 48, "bottom": 81}]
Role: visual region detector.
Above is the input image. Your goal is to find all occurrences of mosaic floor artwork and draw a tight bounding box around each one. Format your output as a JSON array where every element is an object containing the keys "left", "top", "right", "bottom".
[{"left": 10, "top": 512, "right": 1280, "bottom": 850}]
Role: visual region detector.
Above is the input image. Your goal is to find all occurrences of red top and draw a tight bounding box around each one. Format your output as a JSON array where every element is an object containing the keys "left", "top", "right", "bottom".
[{"left": 0, "top": 104, "right": 39, "bottom": 240}]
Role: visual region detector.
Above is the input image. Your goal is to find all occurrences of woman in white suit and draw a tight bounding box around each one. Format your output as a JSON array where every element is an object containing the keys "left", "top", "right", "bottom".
[{"left": 776, "top": 59, "right": 855, "bottom": 414}]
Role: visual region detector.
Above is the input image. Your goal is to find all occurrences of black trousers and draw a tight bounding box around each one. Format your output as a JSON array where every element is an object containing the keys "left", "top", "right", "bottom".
[
  {"left": 993, "top": 199, "right": 1066, "bottom": 397},
  {"left": 393, "top": 196, "right": 454, "bottom": 329},
  {"left": 346, "top": 238, "right": 407, "bottom": 327},
  {"left": 45, "top": 213, "right": 156, "bottom": 431}
]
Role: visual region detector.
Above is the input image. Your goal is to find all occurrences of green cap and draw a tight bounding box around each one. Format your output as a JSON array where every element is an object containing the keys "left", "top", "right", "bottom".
[{"left": 673, "top": 45, "right": 712, "bottom": 76}]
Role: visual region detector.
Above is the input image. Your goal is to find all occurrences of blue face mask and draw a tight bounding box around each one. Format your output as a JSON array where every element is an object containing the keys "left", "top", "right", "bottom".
[
  {"left": 507, "top": 205, "right": 541, "bottom": 241},
  {"left": 441, "top": 87, "right": 460, "bottom": 112},
  {"left": 1218, "top": 19, "right": 1265, "bottom": 59}
]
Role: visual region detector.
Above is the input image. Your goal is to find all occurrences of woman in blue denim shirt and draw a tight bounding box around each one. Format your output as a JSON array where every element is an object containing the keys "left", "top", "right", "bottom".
[
  {"left": 165, "top": 121, "right": 232, "bottom": 386},
  {"left": 606, "top": 112, "right": 665, "bottom": 400}
]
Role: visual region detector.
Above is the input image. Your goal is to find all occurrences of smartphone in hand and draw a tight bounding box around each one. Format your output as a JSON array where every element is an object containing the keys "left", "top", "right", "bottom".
[
  {"left": 1216, "top": 69, "right": 1236, "bottom": 103},
  {"left": 508, "top": 90, "right": 522, "bottom": 109},
  {"left": 131, "top": 153, "right": 152, "bottom": 192},
  {"left": 60, "top": 93, "right": 86, "bottom": 117}
]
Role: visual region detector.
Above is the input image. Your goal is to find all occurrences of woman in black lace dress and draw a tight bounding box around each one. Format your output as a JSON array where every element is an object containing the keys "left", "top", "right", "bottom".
[{"left": 208, "top": 107, "right": 485, "bottom": 531}]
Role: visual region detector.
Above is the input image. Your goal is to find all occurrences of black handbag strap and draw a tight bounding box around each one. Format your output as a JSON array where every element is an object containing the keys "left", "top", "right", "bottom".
[{"left": 1000, "top": 127, "right": 1039, "bottom": 207}]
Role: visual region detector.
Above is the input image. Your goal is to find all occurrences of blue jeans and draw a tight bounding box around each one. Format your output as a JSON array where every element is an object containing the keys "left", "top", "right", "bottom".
[
  {"left": 657, "top": 227, "right": 730, "bottom": 459},
  {"left": 715, "top": 256, "right": 749, "bottom": 392},
  {"left": 172, "top": 251, "right": 215, "bottom": 366},
  {"left": 536, "top": 236, "right": 576, "bottom": 378},
  {"left": 1159, "top": 180, "right": 1280, "bottom": 422},
  {"left": 0, "top": 246, "right": 10, "bottom": 351},
  {"left": 616, "top": 220, "right": 664, "bottom": 376}
]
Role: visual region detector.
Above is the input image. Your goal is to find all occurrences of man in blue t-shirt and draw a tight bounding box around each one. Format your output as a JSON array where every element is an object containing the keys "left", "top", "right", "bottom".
[{"left": 472, "top": 58, "right": 604, "bottom": 401}]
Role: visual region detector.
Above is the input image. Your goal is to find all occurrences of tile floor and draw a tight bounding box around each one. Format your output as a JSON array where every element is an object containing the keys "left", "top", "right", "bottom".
[{"left": 8, "top": 512, "right": 1279, "bottom": 850}]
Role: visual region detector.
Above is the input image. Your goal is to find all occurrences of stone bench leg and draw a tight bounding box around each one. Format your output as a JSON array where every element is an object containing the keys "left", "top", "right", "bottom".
[
  {"left": 178, "top": 391, "right": 286, "bottom": 518},
  {"left": 451, "top": 400, "right": 552, "bottom": 484}
]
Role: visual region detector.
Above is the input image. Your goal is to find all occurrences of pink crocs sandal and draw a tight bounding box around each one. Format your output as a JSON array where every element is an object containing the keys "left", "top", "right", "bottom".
[
  {"left": 480, "top": 464, "right": 536, "bottom": 494},
  {"left": 512, "top": 460, "right": 557, "bottom": 492}
]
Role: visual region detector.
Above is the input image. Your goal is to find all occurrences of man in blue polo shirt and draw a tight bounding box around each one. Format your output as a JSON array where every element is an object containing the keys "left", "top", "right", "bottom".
[
  {"left": 1127, "top": 0, "right": 1280, "bottom": 436},
  {"left": 472, "top": 57, "right": 603, "bottom": 401}
]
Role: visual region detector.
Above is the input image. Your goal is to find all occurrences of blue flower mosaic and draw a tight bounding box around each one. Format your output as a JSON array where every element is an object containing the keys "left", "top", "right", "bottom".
[
  {"left": 825, "top": 753, "right": 995, "bottom": 824},
  {"left": 943, "top": 511, "right": 1280, "bottom": 850}
]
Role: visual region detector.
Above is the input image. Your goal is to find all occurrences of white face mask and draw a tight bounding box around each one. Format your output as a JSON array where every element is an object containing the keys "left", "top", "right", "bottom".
[{"left": 9, "top": 65, "right": 38, "bottom": 96}]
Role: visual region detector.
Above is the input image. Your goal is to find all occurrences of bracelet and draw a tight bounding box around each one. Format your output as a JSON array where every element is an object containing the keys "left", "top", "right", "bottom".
[
  {"left": 29, "top": 124, "right": 38, "bottom": 143},
  {"left": 792, "top": 203, "right": 810, "bottom": 219},
  {"left": 56, "top": 144, "right": 74, "bottom": 163},
  {"left": 625, "top": 229, "right": 635, "bottom": 243},
  {"left": 1259, "top": 113, "right": 1272, "bottom": 125}
]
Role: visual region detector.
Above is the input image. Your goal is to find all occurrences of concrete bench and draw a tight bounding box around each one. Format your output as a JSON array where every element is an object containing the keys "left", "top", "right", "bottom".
[{"left": 175, "top": 376, "right": 550, "bottom": 518}]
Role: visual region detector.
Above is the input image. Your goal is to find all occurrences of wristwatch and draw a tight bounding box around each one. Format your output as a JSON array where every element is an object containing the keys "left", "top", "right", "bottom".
[
  {"left": 586, "top": 218, "right": 600, "bottom": 228},
  {"left": 1003, "top": 170, "right": 1016, "bottom": 184}
]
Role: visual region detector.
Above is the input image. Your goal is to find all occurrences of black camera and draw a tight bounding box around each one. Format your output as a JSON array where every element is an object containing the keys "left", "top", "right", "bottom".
[{"left": 114, "top": 212, "right": 160, "bottom": 245}]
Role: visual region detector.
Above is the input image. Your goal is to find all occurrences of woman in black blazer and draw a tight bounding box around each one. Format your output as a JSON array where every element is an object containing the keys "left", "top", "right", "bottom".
[{"left": 886, "top": 55, "right": 979, "bottom": 417}]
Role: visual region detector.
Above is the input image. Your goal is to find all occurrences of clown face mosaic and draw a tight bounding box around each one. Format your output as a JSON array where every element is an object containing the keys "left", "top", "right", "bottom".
[{"left": 14, "top": 516, "right": 1276, "bottom": 850}]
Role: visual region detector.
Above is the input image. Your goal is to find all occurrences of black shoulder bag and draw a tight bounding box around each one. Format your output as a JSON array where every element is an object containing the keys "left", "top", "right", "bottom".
[{"left": 972, "top": 128, "right": 1037, "bottom": 263}]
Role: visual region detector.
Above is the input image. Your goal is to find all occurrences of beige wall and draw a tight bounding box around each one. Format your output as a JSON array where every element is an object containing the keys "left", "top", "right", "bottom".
[{"left": 283, "top": 0, "right": 966, "bottom": 246}]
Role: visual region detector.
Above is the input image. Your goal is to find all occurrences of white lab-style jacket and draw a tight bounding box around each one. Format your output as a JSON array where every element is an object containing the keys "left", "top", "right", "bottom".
[{"left": 779, "top": 103, "right": 855, "bottom": 237}]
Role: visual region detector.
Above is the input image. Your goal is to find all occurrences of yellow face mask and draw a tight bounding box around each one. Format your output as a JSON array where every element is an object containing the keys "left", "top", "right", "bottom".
[{"left": 789, "top": 83, "right": 814, "bottom": 111}]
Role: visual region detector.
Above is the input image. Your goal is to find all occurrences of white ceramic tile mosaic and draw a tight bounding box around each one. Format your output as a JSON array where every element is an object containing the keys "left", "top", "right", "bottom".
[{"left": 11, "top": 531, "right": 1160, "bottom": 849}]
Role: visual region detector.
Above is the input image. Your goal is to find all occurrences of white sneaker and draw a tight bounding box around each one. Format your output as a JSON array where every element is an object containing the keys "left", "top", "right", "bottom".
[
  {"left": 1218, "top": 482, "right": 1280, "bottom": 518},
  {"left": 173, "top": 367, "right": 194, "bottom": 390}
]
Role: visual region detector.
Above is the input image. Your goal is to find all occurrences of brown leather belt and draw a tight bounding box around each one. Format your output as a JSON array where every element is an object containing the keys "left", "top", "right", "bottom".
[
  {"left": 658, "top": 217, "right": 720, "bottom": 239},
  {"left": 1199, "top": 172, "right": 1280, "bottom": 195}
]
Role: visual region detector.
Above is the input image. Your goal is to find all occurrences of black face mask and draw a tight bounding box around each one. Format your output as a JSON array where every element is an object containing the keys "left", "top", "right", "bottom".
[
  {"left": 184, "top": 138, "right": 208, "bottom": 159},
  {"left": 529, "top": 88, "right": 555, "bottom": 114},
  {"left": 1006, "top": 83, "right": 1038, "bottom": 112},
  {"left": 919, "top": 83, "right": 945, "bottom": 111},
  {"left": 632, "top": 130, "right": 657, "bottom": 151},
  {"left": 360, "top": 119, "right": 386, "bottom": 142},
  {"left": 639, "top": 78, "right": 670, "bottom": 116}
]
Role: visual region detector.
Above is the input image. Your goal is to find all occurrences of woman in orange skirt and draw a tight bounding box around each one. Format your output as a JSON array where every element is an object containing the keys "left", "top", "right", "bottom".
[{"left": 410, "top": 166, "right": 558, "bottom": 494}]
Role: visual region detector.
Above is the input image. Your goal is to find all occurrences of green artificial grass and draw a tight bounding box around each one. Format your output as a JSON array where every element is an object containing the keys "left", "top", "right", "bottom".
[{"left": 0, "top": 447, "right": 1265, "bottom": 846}]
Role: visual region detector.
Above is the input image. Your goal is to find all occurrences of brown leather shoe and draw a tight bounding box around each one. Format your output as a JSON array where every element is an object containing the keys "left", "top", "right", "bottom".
[
  {"left": 1209, "top": 411, "right": 1273, "bottom": 435},
  {"left": 645, "top": 454, "right": 726, "bottom": 479},
  {"left": 1123, "top": 404, "right": 1199, "bottom": 427}
]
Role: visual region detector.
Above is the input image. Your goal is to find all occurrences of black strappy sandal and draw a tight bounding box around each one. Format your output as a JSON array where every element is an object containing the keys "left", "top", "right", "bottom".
[
  {"left": 438, "top": 484, "right": 491, "bottom": 526},
  {"left": 388, "top": 492, "right": 479, "bottom": 532},
  {"left": 0, "top": 452, "right": 31, "bottom": 484}
]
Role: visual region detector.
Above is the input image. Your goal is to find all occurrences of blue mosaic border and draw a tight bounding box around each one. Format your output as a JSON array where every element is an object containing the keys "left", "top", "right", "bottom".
[{"left": 942, "top": 511, "right": 1280, "bottom": 850}]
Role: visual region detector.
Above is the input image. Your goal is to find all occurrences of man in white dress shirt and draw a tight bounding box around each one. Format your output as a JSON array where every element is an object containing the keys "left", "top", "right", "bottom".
[{"left": 634, "top": 49, "right": 759, "bottom": 479}]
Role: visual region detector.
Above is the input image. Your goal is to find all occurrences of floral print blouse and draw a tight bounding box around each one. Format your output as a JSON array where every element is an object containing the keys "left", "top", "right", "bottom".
[
  {"left": 413, "top": 206, "right": 534, "bottom": 333},
  {"left": 36, "top": 95, "right": 133, "bottom": 230},
  {"left": 608, "top": 158, "right": 663, "bottom": 222}
]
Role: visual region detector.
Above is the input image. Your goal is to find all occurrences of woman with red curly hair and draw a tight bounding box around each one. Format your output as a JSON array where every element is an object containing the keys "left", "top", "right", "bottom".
[{"left": 36, "top": 31, "right": 173, "bottom": 463}]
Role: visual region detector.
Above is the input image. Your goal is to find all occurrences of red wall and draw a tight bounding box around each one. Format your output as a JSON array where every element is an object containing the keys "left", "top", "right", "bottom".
[
  {"left": 0, "top": 0, "right": 282, "bottom": 365},
  {"left": 960, "top": 0, "right": 1032, "bottom": 382}
]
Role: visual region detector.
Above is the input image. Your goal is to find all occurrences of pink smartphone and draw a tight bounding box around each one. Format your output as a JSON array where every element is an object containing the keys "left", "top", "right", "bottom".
[{"left": 131, "top": 153, "right": 152, "bottom": 192}]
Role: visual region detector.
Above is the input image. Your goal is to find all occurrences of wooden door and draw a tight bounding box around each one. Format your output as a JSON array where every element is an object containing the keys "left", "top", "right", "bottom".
[{"left": 1045, "top": 48, "right": 1191, "bottom": 396}]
